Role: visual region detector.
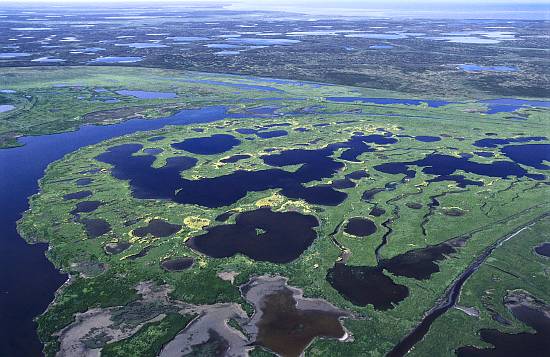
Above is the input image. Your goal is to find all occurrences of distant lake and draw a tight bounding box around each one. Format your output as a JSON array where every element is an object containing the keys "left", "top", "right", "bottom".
[
  {"left": 345, "top": 33, "right": 408, "bottom": 40},
  {"left": 115, "top": 90, "right": 177, "bottom": 99},
  {"left": 459, "top": 64, "right": 517, "bottom": 72},
  {"left": 228, "top": 38, "right": 300, "bottom": 46},
  {"left": 0, "top": 105, "right": 15, "bottom": 113},
  {"left": 424, "top": 36, "right": 501, "bottom": 44},
  {"left": 370, "top": 45, "right": 394, "bottom": 49},
  {"left": 115, "top": 42, "right": 168, "bottom": 49},
  {"left": 89, "top": 56, "right": 143, "bottom": 63},
  {"left": 0, "top": 52, "right": 31, "bottom": 59},
  {"left": 31, "top": 57, "right": 65, "bottom": 63},
  {"left": 166, "top": 36, "right": 209, "bottom": 41},
  {"left": 215, "top": 50, "right": 241, "bottom": 55},
  {"left": 326, "top": 97, "right": 450, "bottom": 108},
  {"left": 205, "top": 43, "right": 242, "bottom": 49}
]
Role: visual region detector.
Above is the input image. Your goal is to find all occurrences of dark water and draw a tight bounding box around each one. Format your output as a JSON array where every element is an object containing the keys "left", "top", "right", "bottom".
[
  {"left": 343, "top": 217, "right": 377, "bottom": 237},
  {"left": 339, "top": 134, "right": 397, "bottom": 162},
  {"left": 214, "top": 210, "right": 236, "bottom": 222},
  {"left": 345, "top": 170, "right": 369, "bottom": 180},
  {"left": 76, "top": 177, "right": 93, "bottom": 186},
  {"left": 475, "top": 151, "right": 494, "bottom": 157},
  {"left": 326, "top": 263, "right": 409, "bottom": 310},
  {"left": 255, "top": 288, "right": 346, "bottom": 357},
  {"left": 80, "top": 218, "right": 111, "bottom": 238},
  {"left": 387, "top": 216, "right": 548, "bottom": 357},
  {"left": 132, "top": 219, "right": 182, "bottom": 238},
  {"left": 328, "top": 235, "right": 468, "bottom": 311},
  {"left": 456, "top": 291, "right": 550, "bottom": 357},
  {"left": 97, "top": 139, "right": 357, "bottom": 207},
  {"left": 326, "top": 97, "right": 450, "bottom": 108},
  {"left": 161, "top": 257, "right": 194, "bottom": 272},
  {"left": 235, "top": 126, "right": 288, "bottom": 139},
  {"left": 459, "top": 65, "right": 517, "bottom": 72},
  {"left": 331, "top": 178, "right": 356, "bottom": 189},
  {"left": 534, "top": 242, "right": 550, "bottom": 257},
  {"left": 0, "top": 105, "right": 235, "bottom": 356},
  {"left": 143, "top": 148, "right": 163, "bottom": 155},
  {"left": 501, "top": 144, "right": 550, "bottom": 170},
  {"left": 380, "top": 238, "right": 463, "bottom": 280},
  {"left": 374, "top": 153, "right": 544, "bottom": 185},
  {"left": 188, "top": 208, "right": 319, "bottom": 263},
  {"left": 63, "top": 190, "right": 92, "bottom": 200},
  {"left": 427, "top": 174, "right": 483, "bottom": 188},
  {"left": 415, "top": 135, "right": 441, "bottom": 142},
  {"left": 97, "top": 145, "right": 197, "bottom": 199},
  {"left": 369, "top": 207, "right": 386, "bottom": 217},
  {"left": 256, "top": 130, "right": 288, "bottom": 139},
  {"left": 480, "top": 98, "right": 550, "bottom": 114},
  {"left": 220, "top": 154, "right": 251, "bottom": 163},
  {"left": 172, "top": 134, "right": 241, "bottom": 155},
  {"left": 473, "top": 136, "right": 546, "bottom": 148},
  {"left": 235, "top": 128, "right": 257, "bottom": 135},
  {"left": 115, "top": 90, "right": 177, "bottom": 99},
  {"left": 406, "top": 202, "right": 422, "bottom": 209},
  {"left": 70, "top": 200, "right": 102, "bottom": 215},
  {"left": 362, "top": 188, "right": 385, "bottom": 201}
]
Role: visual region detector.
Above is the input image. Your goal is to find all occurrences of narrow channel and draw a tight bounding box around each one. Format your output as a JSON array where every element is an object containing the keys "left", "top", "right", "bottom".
[{"left": 386, "top": 213, "right": 549, "bottom": 357}]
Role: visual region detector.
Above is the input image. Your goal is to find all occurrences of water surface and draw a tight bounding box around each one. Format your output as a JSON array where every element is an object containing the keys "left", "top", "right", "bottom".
[{"left": 115, "top": 90, "right": 177, "bottom": 99}]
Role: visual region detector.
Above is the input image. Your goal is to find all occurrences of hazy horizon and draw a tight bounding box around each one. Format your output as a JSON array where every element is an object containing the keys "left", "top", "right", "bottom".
[{"left": 1, "top": 0, "right": 548, "bottom": 19}]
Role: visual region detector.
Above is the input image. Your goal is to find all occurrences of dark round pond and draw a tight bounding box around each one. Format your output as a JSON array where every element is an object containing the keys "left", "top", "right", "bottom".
[
  {"left": 187, "top": 208, "right": 319, "bottom": 263},
  {"left": 171, "top": 134, "right": 240, "bottom": 155},
  {"left": 534, "top": 242, "right": 550, "bottom": 258},
  {"left": 343, "top": 217, "right": 377, "bottom": 237},
  {"left": 133, "top": 219, "right": 182, "bottom": 238},
  {"left": 161, "top": 257, "right": 194, "bottom": 271}
]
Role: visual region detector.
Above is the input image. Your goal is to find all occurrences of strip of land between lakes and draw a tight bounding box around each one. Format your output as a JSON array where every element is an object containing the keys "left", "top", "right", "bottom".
[{"left": 386, "top": 211, "right": 550, "bottom": 357}]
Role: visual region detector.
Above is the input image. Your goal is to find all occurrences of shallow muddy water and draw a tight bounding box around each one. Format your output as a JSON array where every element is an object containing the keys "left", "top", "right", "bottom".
[{"left": 255, "top": 288, "right": 346, "bottom": 357}]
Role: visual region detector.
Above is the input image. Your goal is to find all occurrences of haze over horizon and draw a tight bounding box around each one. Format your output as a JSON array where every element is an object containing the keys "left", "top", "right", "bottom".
[{"left": 1, "top": 0, "right": 548, "bottom": 19}]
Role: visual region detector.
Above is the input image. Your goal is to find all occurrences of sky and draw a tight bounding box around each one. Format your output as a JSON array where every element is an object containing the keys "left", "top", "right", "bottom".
[
  {"left": 2, "top": 0, "right": 547, "bottom": 4},
  {"left": 1, "top": 0, "right": 548, "bottom": 19}
]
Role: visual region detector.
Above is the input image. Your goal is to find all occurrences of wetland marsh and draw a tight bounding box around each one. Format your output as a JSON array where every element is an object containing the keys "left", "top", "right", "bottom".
[
  {"left": 0, "top": 3, "right": 549, "bottom": 356},
  {"left": 2, "top": 65, "right": 546, "bottom": 357}
]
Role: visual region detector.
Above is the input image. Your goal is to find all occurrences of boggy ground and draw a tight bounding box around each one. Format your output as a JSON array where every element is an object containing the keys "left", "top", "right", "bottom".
[
  {"left": 53, "top": 276, "right": 350, "bottom": 357},
  {"left": 16, "top": 70, "right": 550, "bottom": 356},
  {"left": 1, "top": 6, "right": 549, "bottom": 99}
]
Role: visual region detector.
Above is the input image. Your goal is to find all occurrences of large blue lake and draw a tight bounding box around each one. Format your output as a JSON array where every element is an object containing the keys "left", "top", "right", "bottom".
[{"left": 0, "top": 106, "right": 239, "bottom": 356}]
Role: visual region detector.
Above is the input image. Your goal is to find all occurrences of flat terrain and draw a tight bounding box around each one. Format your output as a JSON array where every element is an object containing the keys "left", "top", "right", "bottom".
[
  {"left": 1, "top": 5, "right": 548, "bottom": 99},
  {"left": 13, "top": 67, "right": 550, "bottom": 356}
]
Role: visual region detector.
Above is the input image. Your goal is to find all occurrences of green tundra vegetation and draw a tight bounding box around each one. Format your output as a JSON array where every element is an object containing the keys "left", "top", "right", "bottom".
[{"left": 12, "top": 67, "right": 550, "bottom": 356}]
